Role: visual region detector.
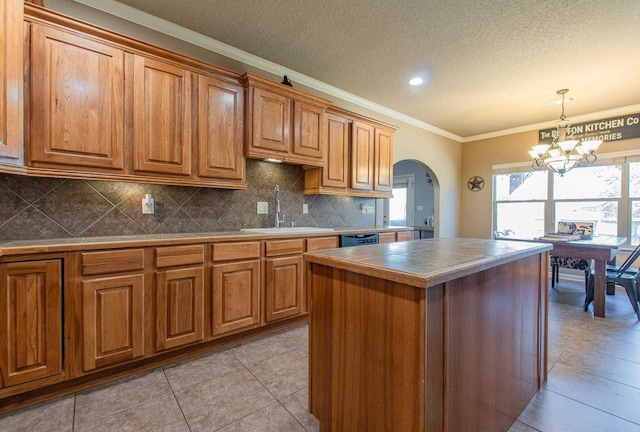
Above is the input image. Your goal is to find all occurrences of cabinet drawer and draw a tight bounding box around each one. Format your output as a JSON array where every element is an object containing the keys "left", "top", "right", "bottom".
[
  {"left": 306, "top": 236, "right": 339, "bottom": 252},
  {"left": 156, "top": 245, "right": 204, "bottom": 268},
  {"left": 212, "top": 242, "right": 261, "bottom": 261},
  {"left": 82, "top": 249, "right": 144, "bottom": 275},
  {"left": 265, "top": 239, "right": 304, "bottom": 257}
]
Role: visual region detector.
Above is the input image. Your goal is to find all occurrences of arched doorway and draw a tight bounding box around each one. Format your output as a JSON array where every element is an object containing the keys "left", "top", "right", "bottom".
[{"left": 383, "top": 160, "right": 437, "bottom": 238}]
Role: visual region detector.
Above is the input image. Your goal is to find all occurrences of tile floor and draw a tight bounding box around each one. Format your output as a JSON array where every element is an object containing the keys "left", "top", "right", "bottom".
[{"left": 1, "top": 282, "right": 639, "bottom": 431}]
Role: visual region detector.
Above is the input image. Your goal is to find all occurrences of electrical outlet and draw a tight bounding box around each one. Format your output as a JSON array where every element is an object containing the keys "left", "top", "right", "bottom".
[
  {"left": 366, "top": 205, "right": 375, "bottom": 214},
  {"left": 257, "top": 202, "right": 268, "bottom": 214},
  {"left": 141, "top": 194, "right": 154, "bottom": 215},
  {"left": 303, "top": 203, "right": 309, "bottom": 214}
]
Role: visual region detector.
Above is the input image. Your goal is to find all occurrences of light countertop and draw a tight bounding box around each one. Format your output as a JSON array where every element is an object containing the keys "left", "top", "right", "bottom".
[
  {"left": 0, "top": 226, "right": 412, "bottom": 256},
  {"left": 304, "top": 237, "right": 552, "bottom": 288}
]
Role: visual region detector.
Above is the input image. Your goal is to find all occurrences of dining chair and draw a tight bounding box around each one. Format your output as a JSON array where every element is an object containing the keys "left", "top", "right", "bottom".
[
  {"left": 549, "top": 221, "right": 595, "bottom": 292},
  {"left": 550, "top": 255, "right": 591, "bottom": 291},
  {"left": 585, "top": 244, "right": 640, "bottom": 320}
]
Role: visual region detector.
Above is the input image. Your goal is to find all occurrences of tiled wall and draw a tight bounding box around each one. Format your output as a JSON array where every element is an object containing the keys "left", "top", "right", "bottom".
[{"left": 0, "top": 160, "right": 376, "bottom": 241}]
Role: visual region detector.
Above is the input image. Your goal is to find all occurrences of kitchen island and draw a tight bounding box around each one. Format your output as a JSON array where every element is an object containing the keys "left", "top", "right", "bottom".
[{"left": 305, "top": 238, "right": 552, "bottom": 432}]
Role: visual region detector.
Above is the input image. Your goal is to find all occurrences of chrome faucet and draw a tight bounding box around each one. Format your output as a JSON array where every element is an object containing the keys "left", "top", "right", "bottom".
[{"left": 274, "top": 185, "right": 285, "bottom": 228}]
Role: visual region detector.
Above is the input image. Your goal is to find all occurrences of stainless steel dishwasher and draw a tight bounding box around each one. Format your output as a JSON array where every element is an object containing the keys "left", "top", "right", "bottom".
[{"left": 339, "top": 232, "right": 379, "bottom": 247}]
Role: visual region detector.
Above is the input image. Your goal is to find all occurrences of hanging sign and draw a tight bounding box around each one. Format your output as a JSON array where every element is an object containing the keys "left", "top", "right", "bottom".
[{"left": 539, "top": 112, "right": 640, "bottom": 144}]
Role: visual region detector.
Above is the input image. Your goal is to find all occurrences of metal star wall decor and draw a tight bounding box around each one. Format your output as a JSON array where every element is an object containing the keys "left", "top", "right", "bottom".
[{"left": 467, "top": 176, "right": 484, "bottom": 192}]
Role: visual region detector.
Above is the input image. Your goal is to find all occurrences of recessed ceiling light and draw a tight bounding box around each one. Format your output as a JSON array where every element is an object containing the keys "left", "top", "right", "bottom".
[{"left": 409, "top": 77, "right": 423, "bottom": 86}]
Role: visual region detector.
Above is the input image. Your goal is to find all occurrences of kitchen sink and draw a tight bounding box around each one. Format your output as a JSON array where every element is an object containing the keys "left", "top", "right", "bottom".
[{"left": 241, "top": 227, "right": 335, "bottom": 234}]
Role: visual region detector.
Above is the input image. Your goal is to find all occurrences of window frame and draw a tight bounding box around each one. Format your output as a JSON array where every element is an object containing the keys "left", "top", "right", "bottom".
[{"left": 493, "top": 156, "right": 639, "bottom": 248}]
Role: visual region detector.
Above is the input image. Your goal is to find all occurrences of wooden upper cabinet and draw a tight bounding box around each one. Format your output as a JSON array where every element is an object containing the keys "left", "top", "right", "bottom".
[
  {"left": 292, "top": 101, "right": 324, "bottom": 159},
  {"left": 322, "top": 113, "right": 350, "bottom": 188},
  {"left": 249, "top": 86, "right": 290, "bottom": 154},
  {"left": 133, "top": 55, "right": 192, "bottom": 176},
  {"left": 374, "top": 128, "right": 394, "bottom": 192},
  {"left": 197, "top": 75, "right": 245, "bottom": 181},
  {"left": 351, "top": 120, "right": 375, "bottom": 191},
  {"left": 29, "top": 24, "right": 125, "bottom": 171},
  {"left": 244, "top": 73, "right": 329, "bottom": 166},
  {"left": 0, "top": 0, "right": 23, "bottom": 164},
  {"left": 303, "top": 110, "right": 395, "bottom": 198},
  {"left": 0, "top": 260, "right": 62, "bottom": 387}
]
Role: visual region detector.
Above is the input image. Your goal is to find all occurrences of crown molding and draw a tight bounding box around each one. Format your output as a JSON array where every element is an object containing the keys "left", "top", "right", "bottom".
[
  {"left": 464, "top": 104, "right": 640, "bottom": 143},
  {"left": 71, "top": 0, "right": 462, "bottom": 142}
]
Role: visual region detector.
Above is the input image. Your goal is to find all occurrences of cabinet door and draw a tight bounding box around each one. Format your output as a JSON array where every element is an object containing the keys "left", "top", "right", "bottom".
[
  {"left": 133, "top": 55, "right": 192, "bottom": 175},
  {"left": 322, "top": 113, "right": 350, "bottom": 188},
  {"left": 212, "top": 260, "right": 260, "bottom": 336},
  {"left": 351, "top": 120, "right": 375, "bottom": 191},
  {"left": 0, "top": 0, "right": 23, "bottom": 163},
  {"left": 249, "top": 87, "right": 290, "bottom": 154},
  {"left": 378, "top": 232, "right": 397, "bottom": 244},
  {"left": 156, "top": 267, "right": 204, "bottom": 351},
  {"left": 0, "top": 261, "right": 62, "bottom": 387},
  {"left": 30, "top": 24, "right": 124, "bottom": 170},
  {"left": 264, "top": 255, "right": 303, "bottom": 322},
  {"left": 197, "top": 75, "right": 244, "bottom": 180},
  {"left": 292, "top": 101, "right": 324, "bottom": 160},
  {"left": 396, "top": 231, "right": 413, "bottom": 242},
  {"left": 374, "top": 128, "right": 393, "bottom": 192},
  {"left": 82, "top": 275, "right": 144, "bottom": 371}
]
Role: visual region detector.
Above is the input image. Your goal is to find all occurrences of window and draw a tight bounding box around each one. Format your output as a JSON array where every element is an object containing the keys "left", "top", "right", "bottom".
[
  {"left": 630, "top": 162, "right": 640, "bottom": 245},
  {"left": 388, "top": 175, "right": 414, "bottom": 226},
  {"left": 494, "top": 171, "right": 547, "bottom": 238},
  {"left": 494, "top": 158, "right": 639, "bottom": 246}
]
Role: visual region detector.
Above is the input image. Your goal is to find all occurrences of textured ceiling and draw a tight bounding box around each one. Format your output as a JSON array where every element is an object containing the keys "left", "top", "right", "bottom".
[{"left": 98, "top": 0, "right": 640, "bottom": 138}]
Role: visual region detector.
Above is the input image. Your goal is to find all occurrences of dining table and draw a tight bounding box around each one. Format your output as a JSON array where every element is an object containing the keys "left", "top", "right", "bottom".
[{"left": 504, "top": 235, "right": 627, "bottom": 318}]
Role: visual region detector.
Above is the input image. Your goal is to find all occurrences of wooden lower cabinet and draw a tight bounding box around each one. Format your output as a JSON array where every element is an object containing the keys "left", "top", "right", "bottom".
[
  {"left": 397, "top": 231, "right": 413, "bottom": 242},
  {"left": 212, "top": 260, "right": 260, "bottom": 336},
  {"left": 211, "top": 241, "right": 261, "bottom": 336},
  {"left": 378, "top": 232, "right": 397, "bottom": 244},
  {"left": 264, "top": 255, "right": 303, "bottom": 323},
  {"left": 154, "top": 245, "right": 205, "bottom": 351},
  {"left": 0, "top": 260, "right": 62, "bottom": 387},
  {"left": 81, "top": 249, "right": 145, "bottom": 372},
  {"left": 156, "top": 267, "right": 204, "bottom": 351},
  {"left": 263, "top": 239, "right": 304, "bottom": 323},
  {"left": 379, "top": 231, "right": 413, "bottom": 244},
  {"left": 82, "top": 274, "right": 145, "bottom": 371}
]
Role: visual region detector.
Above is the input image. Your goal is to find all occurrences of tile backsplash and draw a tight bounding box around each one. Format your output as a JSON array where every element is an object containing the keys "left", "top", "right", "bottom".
[{"left": 0, "top": 160, "right": 376, "bottom": 241}]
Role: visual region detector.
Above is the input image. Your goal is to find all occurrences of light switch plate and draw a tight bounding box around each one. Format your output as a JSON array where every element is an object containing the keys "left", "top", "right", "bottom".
[
  {"left": 303, "top": 203, "right": 309, "bottom": 214},
  {"left": 257, "top": 202, "right": 268, "bottom": 214}
]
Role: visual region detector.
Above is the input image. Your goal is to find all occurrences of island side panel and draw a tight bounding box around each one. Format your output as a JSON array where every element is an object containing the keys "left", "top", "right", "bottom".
[
  {"left": 308, "top": 263, "right": 425, "bottom": 432},
  {"left": 308, "top": 263, "right": 335, "bottom": 429},
  {"left": 425, "top": 283, "right": 445, "bottom": 432},
  {"left": 444, "top": 253, "right": 546, "bottom": 432}
]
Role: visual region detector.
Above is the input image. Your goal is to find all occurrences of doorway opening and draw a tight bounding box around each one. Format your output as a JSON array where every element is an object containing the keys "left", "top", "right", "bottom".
[{"left": 382, "top": 160, "right": 436, "bottom": 238}]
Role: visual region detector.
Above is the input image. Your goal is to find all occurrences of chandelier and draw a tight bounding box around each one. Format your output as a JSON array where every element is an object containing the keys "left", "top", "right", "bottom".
[{"left": 529, "top": 89, "right": 602, "bottom": 176}]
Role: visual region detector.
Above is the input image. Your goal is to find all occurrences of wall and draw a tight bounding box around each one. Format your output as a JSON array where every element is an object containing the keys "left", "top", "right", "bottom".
[
  {"left": 393, "top": 160, "right": 435, "bottom": 226},
  {"left": 461, "top": 131, "right": 640, "bottom": 239},
  {"left": 42, "top": 0, "right": 463, "bottom": 239},
  {"left": 0, "top": 160, "right": 374, "bottom": 240}
]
